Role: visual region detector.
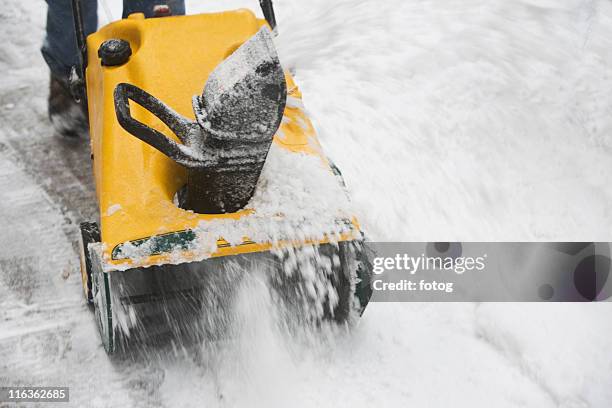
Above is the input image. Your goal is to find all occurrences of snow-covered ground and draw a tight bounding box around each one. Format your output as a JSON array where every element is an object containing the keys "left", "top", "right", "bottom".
[{"left": 1, "top": 0, "right": 612, "bottom": 407}]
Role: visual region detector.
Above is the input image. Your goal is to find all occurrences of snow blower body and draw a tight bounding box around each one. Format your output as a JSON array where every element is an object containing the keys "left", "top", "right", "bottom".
[{"left": 74, "top": 1, "right": 372, "bottom": 353}]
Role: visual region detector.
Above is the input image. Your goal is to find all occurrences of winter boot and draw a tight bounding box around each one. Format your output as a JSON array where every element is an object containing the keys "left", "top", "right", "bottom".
[{"left": 48, "top": 75, "right": 89, "bottom": 138}]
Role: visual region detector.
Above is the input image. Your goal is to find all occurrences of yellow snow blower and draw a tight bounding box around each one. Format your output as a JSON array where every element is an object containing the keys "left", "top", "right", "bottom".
[{"left": 72, "top": 1, "right": 372, "bottom": 353}]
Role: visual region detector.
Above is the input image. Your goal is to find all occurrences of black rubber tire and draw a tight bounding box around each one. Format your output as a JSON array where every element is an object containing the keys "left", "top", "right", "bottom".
[
  {"left": 79, "top": 222, "right": 100, "bottom": 304},
  {"left": 92, "top": 262, "right": 115, "bottom": 353}
]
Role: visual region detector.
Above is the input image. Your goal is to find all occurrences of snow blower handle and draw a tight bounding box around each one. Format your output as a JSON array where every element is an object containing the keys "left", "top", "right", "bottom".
[
  {"left": 69, "top": 0, "right": 88, "bottom": 102},
  {"left": 259, "top": 0, "right": 278, "bottom": 32},
  {"left": 114, "top": 83, "right": 207, "bottom": 168}
]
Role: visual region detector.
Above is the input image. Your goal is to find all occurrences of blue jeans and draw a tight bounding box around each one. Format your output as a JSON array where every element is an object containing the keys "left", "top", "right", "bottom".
[{"left": 42, "top": 0, "right": 185, "bottom": 80}]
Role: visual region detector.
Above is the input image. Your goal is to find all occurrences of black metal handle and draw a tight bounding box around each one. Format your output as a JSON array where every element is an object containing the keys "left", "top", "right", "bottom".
[
  {"left": 259, "top": 0, "right": 277, "bottom": 31},
  {"left": 71, "top": 0, "right": 87, "bottom": 72},
  {"left": 113, "top": 83, "right": 202, "bottom": 168},
  {"left": 70, "top": 0, "right": 87, "bottom": 102}
]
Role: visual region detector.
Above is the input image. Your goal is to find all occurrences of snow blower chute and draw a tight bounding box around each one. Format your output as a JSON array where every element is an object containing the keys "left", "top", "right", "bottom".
[{"left": 73, "top": 1, "right": 373, "bottom": 353}]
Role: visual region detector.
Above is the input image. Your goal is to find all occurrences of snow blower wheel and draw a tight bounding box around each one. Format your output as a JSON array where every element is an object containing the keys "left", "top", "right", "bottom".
[
  {"left": 78, "top": 221, "right": 100, "bottom": 304},
  {"left": 91, "top": 251, "right": 115, "bottom": 353}
]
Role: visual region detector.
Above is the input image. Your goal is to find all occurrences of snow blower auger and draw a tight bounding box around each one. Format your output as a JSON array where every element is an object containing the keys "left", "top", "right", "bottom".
[{"left": 72, "top": 1, "right": 373, "bottom": 354}]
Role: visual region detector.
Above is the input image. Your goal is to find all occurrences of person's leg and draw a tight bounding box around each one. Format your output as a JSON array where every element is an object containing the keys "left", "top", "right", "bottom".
[
  {"left": 42, "top": 0, "right": 98, "bottom": 82},
  {"left": 122, "top": 0, "right": 185, "bottom": 18},
  {"left": 42, "top": 0, "right": 98, "bottom": 138}
]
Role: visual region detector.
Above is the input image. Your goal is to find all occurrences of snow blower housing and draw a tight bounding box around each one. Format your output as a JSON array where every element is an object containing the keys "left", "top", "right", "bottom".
[{"left": 76, "top": 6, "right": 372, "bottom": 353}]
